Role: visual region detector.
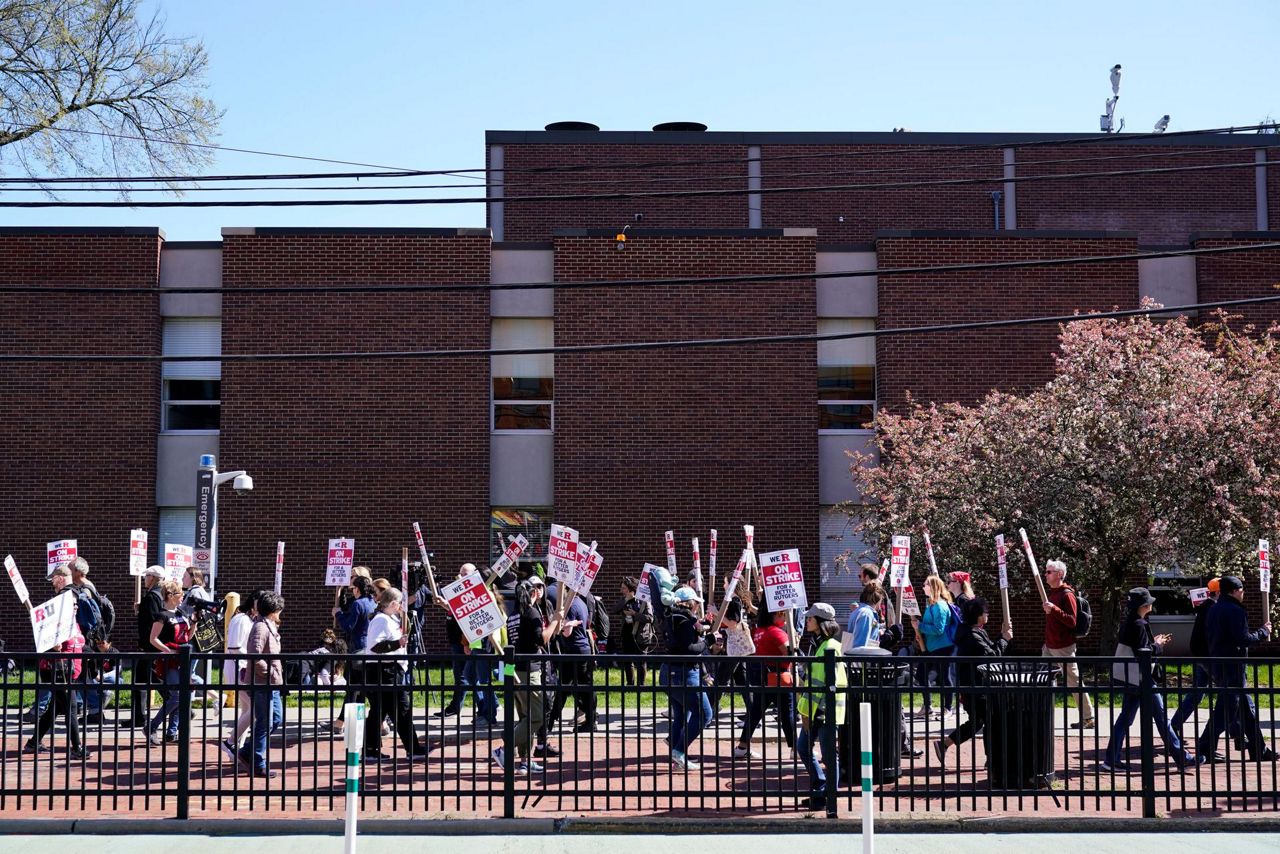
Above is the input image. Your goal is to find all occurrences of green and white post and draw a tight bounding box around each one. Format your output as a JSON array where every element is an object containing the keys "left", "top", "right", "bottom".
[
  {"left": 344, "top": 702, "right": 367, "bottom": 854},
  {"left": 859, "top": 701, "right": 874, "bottom": 854}
]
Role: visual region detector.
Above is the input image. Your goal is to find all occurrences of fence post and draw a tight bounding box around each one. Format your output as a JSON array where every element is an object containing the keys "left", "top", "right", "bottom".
[
  {"left": 176, "top": 645, "right": 192, "bottom": 820},
  {"left": 502, "top": 646, "right": 516, "bottom": 819},
  {"left": 1135, "top": 646, "right": 1157, "bottom": 819},
  {"left": 822, "top": 647, "right": 838, "bottom": 818}
]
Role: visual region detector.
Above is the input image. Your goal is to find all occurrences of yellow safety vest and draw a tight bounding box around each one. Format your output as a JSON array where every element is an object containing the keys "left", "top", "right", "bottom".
[{"left": 798, "top": 637, "right": 848, "bottom": 725}]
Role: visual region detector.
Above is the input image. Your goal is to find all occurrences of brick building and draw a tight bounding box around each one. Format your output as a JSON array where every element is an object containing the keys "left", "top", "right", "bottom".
[{"left": 1, "top": 126, "right": 1277, "bottom": 652}]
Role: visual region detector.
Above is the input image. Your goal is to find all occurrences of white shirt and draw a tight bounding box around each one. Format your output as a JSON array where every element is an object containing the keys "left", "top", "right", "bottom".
[{"left": 365, "top": 611, "right": 407, "bottom": 670}]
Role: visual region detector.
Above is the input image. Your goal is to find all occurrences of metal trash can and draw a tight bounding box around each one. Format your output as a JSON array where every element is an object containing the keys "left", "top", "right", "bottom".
[
  {"left": 978, "top": 662, "right": 1057, "bottom": 789},
  {"left": 839, "top": 650, "right": 909, "bottom": 786}
]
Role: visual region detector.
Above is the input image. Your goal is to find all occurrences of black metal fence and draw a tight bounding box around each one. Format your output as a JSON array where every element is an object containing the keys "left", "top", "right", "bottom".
[{"left": 0, "top": 649, "right": 1277, "bottom": 819}]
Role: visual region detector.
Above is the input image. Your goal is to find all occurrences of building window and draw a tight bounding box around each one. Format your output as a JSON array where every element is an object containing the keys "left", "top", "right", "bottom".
[
  {"left": 159, "top": 507, "right": 197, "bottom": 550},
  {"left": 492, "top": 318, "right": 553, "bottom": 432},
  {"left": 491, "top": 508, "right": 553, "bottom": 576},
  {"left": 818, "top": 318, "right": 875, "bottom": 432},
  {"left": 163, "top": 318, "right": 221, "bottom": 433},
  {"left": 820, "top": 506, "right": 875, "bottom": 612}
]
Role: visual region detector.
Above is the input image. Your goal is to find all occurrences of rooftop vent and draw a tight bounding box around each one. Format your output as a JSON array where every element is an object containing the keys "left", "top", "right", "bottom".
[
  {"left": 652, "top": 122, "right": 708, "bottom": 132},
  {"left": 544, "top": 121, "right": 600, "bottom": 131}
]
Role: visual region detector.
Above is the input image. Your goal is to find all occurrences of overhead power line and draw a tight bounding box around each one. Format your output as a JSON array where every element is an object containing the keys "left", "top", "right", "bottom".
[
  {"left": 6, "top": 121, "right": 1276, "bottom": 186},
  {"left": 6, "top": 143, "right": 1274, "bottom": 194},
  {"left": 0, "top": 156, "right": 1273, "bottom": 208},
  {"left": 4, "top": 294, "right": 1278, "bottom": 363},
  {"left": 3, "top": 242, "right": 1277, "bottom": 297}
]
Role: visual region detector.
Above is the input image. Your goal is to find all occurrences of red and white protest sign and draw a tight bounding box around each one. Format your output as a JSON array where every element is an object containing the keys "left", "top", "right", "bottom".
[
  {"left": 547, "top": 524, "right": 580, "bottom": 584},
  {"left": 5, "top": 555, "right": 31, "bottom": 607},
  {"left": 274, "top": 541, "right": 286, "bottom": 595},
  {"left": 889, "top": 535, "right": 911, "bottom": 589},
  {"left": 325, "top": 538, "right": 355, "bottom": 587},
  {"left": 900, "top": 582, "right": 922, "bottom": 617},
  {"left": 727, "top": 550, "right": 749, "bottom": 596},
  {"left": 1190, "top": 587, "right": 1211, "bottom": 606},
  {"left": 664, "top": 530, "right": 678, "bottom": 577},
  {"left": 440, "top": 573, "right": 505, "bottom": 645},
  {"left": 995, "top": 534, "right": 1009, "bottom": 590},
  {"left": 46, "top": 539, "right": 76, "bottom": 578},
  {"left": 489, "top": 533, "right": 530, "bottom": 578},
  {"left": 708, "top": 529, "right": 718, "bottom": 579},
  {"left": 129, "top": 530, "right": 148, "bottom": 576},
  {"left": 637, "top": 563, "right": 660, "bottom": 604},
  {"left": 923, "top": 529, "right": 940, "bottom": 577},
  {"left": 32, "top": 590, "right": 77, "bottom": 653},
  {"left": 878, "top": 558, "right": 889, "bottom": 585},
  {"left": 571, "top": 540, "right": 603, "bottom": 594},
  {"left": 691, "top": 537, "right": 702, "bottom": 594},
  {"left": 759, "top": 548, "right": 808, "bottom": 612},
  {"left": 1018, "top": 528, "right": 1041, "bottom": 577},
  {"left": 163, "top": 543, "right": 192, "bottom": 583},
  {"left": 1260, "top": 539, "right": 1272, "bottom": 593}
]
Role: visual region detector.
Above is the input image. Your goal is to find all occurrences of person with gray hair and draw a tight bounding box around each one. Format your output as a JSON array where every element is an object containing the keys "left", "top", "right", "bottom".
[
  {"left": 1042, "top": 559, "right": 1094, "bottom": 729},
  {"left": 69, "top": 556, "right": 97, "bottom": 597}
]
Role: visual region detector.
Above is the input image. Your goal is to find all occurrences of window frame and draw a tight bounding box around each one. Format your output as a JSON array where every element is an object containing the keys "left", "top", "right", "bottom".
[
  {"left": 490, "top": 318, "right": 554, "bottom": 435},
  {"left": 161, "top": 378, "right": 221, "bottom": 434},
  {"left": 817, "top": 319, "right": 877, "bottom": 436}
]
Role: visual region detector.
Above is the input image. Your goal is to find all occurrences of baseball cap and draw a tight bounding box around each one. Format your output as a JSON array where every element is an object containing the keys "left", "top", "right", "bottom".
[
  {"left": 804, "top": 602, "right": 837, "bottom": 621},
  {"left": 1219, "top": 575, "right": 1244, "bottom": 594},
  {"left": 1207, "top": 578, "right": 1221, "bottom": 594},
  {"left": 143, "top": 565, "right": 166, "bottom": 579},
  {"left": 527, "top": 575, "right": 546, "bottom": 588},
  {"left": 673, "top": 586, "right": 703, "bottom": 603}
]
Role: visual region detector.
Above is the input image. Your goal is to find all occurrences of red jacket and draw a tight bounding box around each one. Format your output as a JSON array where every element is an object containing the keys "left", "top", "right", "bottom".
[{"left": 1044, "top": 585, "right": 1079, "bottom": 650}]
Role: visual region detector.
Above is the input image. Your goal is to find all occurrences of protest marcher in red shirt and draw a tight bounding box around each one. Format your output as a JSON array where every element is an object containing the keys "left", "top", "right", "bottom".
[
  {"left": 26, "top": 565, "right": 88, "bottom": 758},
  {"left": 735, "top": 605, "right": 796, "bottom": 759},
  {"left": 1042, "top": 560, "right": 1094, "bottom": 729}
]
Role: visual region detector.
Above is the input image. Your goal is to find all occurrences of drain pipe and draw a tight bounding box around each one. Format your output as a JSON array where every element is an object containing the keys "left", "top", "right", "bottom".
[{"left": 990, "top": 190, "right": 1004, "bottom": 230}]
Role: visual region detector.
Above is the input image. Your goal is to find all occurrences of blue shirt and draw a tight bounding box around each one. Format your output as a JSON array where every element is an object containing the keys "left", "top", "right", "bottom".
[{"left": 846, "top": 603, "right": 881, "bottom": 648}]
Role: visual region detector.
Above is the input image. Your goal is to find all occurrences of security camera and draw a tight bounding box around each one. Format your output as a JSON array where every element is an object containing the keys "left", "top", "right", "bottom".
[{"left": 232, "top": 474, "right": 254, "bottom": 495}]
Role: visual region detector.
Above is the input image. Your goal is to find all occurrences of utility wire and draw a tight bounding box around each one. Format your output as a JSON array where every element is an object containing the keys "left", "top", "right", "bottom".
[
  {"left": 4, "top": 242, "right": 1277, "bottom": 296},
  {"left": 7, "top": 143, "right": 1274, "bottom": 194},
  {"left": 0, "top": 157, "right": 1272, "bottom": 208},
  {"left": 6, "top": 122, "right": 1276, "bottom": 186},
  {"left": 5, "top": 294, "right": 1278, "bottom": 363}
]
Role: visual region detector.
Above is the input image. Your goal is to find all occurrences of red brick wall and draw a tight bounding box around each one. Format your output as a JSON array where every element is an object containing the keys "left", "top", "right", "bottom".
[
  {"left": 761, "top": 146, "right": 1004, "bottom": 241},
  {"left": 551, "top": 234, "right": 820, "bottom": 607},
  {"left": 0, "top": 230, "right": 162, "bottom": 650},
  {"left": 494, "top": 143, "right": 749, "bottom": 241},
  {"left": 1016, "top": 146, "right": 1257, "bottom": 244},
  {"left": 875, "top": 233, "right": 1140, "bottom": 416},
  {"left": 217, "top": 230, "right": 491, "bottom": 652},
  {"left": 1195, "top": 235, "right": 1280, "bottom": 331}
]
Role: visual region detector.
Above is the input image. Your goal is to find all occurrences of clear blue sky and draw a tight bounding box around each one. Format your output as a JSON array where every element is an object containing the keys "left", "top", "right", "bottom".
[{"left": 3, "top": 0, "right": 1278, "bottom": 240}]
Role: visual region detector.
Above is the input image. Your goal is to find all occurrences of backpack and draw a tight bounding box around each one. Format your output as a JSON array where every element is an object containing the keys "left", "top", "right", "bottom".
[
  {"left": 945, "top": 602, "right": 962, "bottom": 645},
  {"left": 93, "top": 589, "right": 116, "bottom": 639},
  {"left": 589, "top": 593, "right": 611, "bottom": 651},
  {"left": 72, "top": 587, "right": 101, "bottom": 639},
  {"left": 1073, "top": 589, "right": 1093, "bottom": 638}
]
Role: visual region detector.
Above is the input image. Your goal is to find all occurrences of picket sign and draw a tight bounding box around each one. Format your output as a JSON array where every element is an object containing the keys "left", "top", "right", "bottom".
[
  {"left": 46, "top": 539, "right": 76, "bottom": 579},
  {"left": 548, "top": 525, "right": 580, "bottom": 585},
  {"left": 163, "top": 543, "right": 193, "bottom": 584},
  {"left": 570, "top": 540, "right": 602, "bottom": 595},
  {"left": 759, "top": 548, "right": 808, "bottom": 612},
  {"left": 691, "top": 537, "right": 703, "bottom": 596},
  {"left": 1018, "top": 528, "right": 1049, "bottom": 604},
  {"left": 1189, "top": 587, "right": 1211, "bottom": 606},
  {"left": 637, "top": 563, "right": 660, "bottom": 604},
  {"left": 129, "top": 530, "right": 149, "bottom": 576},
  {"left": 411, "top": 522, "right": 440, "bottom": 600},
  {"left": 31, "top": 589, "right": 76, "bottom": 653},
  {"left": 664, "top": 530, "right": 678, "bottom": 578},
  {"left": 1261, "top": 538, "right": 1272, "bottom": 618},
  {"left": 708, "top": 530, "right": 718, "bottom": 609},
  {"left": 274, "top": 541, "right": 286, "bottom": 596},
  {"left": 325, "top": 538, "right": 356, "bottom": 587},
  {"left": 923, "top": 529, "right": 940, "bottom": 577},
  {"left": 900, "top": 581, "right": 922, "bottom": 618},
  {"left": 5, "top": 555, "right": 31, "bottom": 610},
  {"left": 995, "top": 534, "right": 1011, "bottom": 629},
  {"left": 709, "top": 549, "right": 751, "bottom": 634},
  {"left": 488, "top": 533, "right": 530, "bottom": 582},
  {"left": 743, "top": 524, "right": 760, "bottom": 592},
  {"left": 877, "top": 558, "right": 889, "bottom": 585},
  {"left": 400, "top": 548, "right": 411, "bottom": 633},
  {"left": 440, "top": 572, "right": 505, "bottom": 645},
  {"left": 889, "top": 535, "right": 911, "bottom": 589}
]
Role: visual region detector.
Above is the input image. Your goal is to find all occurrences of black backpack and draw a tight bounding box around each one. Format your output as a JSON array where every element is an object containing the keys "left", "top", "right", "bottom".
[
  {"left": 588, "top": 592, "right": 610, "bottom": 649},
  {"left": 94, "top": 589, "right": 116, "bottom": 639},
  {"left": 1073, "top": 589, "right": 1093, "bottom": 638}
]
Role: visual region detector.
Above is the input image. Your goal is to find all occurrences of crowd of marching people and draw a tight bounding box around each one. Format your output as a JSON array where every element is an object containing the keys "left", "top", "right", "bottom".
[{"left": 12, "top": 549, "right": 1276, "bottom": 800}]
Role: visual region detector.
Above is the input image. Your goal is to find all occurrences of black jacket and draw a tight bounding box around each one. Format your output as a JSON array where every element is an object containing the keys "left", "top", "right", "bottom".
[
  {"left": 954, "top": 622, "right": 1008, "bottom": 688},
  {"left": 136, "top": 586, "right": 164, "bottom": 649},
  {"left": 667, "top": 606, "right": 707, "bottom": 658},
  {"left": 1189, "top": 597, "right": 1214, "bottom": 657}
]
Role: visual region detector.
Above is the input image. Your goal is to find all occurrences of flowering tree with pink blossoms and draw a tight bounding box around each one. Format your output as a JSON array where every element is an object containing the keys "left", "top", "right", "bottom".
[{"left": 845, "top": 308, "right": 1280, "bottom": 645}]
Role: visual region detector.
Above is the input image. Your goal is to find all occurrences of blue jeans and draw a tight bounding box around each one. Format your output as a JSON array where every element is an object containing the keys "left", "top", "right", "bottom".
[
  {"left": 663, "top": 664, "right": 713, "bottom": 754},
  {"left": 796, "top": 719, "right": 838, "bottom": 797},
  {"left": 1105, "top": 687, "right": 1186, "bottom": 765},
  {"left": 83, "top": 672, "right": 120, "bottom": 715},
  {"left": 149, "top": 667, "right": 184, "bottom": 736},
  {"left": 272, "top": 690, "right": 283, "bottom": 733},
  {"left": 238, "top": 687, "right": 275, "bottom": 771},
  {"left": 464, "top": 656, "right": 498, "bottom": 720}
]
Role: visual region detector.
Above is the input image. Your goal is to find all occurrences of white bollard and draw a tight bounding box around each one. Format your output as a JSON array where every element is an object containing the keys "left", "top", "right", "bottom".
[
  {"left": 344, "top": 702, "right": 367, "bottom": 854},
  {"left": 860, "top": 701, "right": 874, "bottom": 854}
]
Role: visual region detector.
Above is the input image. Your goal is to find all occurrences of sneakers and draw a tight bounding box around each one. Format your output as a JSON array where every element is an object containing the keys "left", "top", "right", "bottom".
[
  {"left": 533, "top": 743, "right": 559, "bottom": 758},
  {"left": 1070, "top": 718, "right": 1096, "bottom": 730},
  {"left": 524, "top": 759, "right": 545, "bottom": 774},
  {"left": 148, "top": 730, "right": 164, "bottom": 746},
  {"left": 933, "top": 739, "right": 948, "bottom": 765},
  {"left": 672, "top": 750, "right": 701, "bottom": 771},
  {"left": 433, "top": 706, "right": 461, "bottom": 718},
  {"left": 732, "top": 745, "right": 761, "bottom": 759},
  {"left": 23, "top": 740, "right": 47, "bottom": 754},
  {"left": 492, "top": 746, "right": 507, "bottom": 769},
  {"left": 380, "top": 722, "right": 392, "bottom": 738},
  {"left": 901, "top": 745, "right": 923, "bottom": 758},
  {"left": 219, "top": 739, "right": 237, "bottom": 761},
  {"left": 1100, "top": 759, "right": 1127, "bottom": 772},
  {"left": 165, "top": 731, "right": 181, "bottom": 744},
  {"left": 68, "top": 747, "right": 90, "bottom": 761}
]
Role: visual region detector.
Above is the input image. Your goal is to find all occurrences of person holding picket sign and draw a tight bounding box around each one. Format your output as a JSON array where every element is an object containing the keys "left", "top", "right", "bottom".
[
  {"left": 735, "top": 605, "right": 797, "bottom": 759},
  {"left": 917, "top": 576, "right": 957, "bottom": 720},
  {"left": 934, "top": 596, "right": 1011, "bottom": 766},
  {"left": 25, "top": 565, "right": 88, "bottom": 759},
  {"left": 493, "top": 575, "right": 564, "bottom": 774},
  {"left": 146, "top": 580, "right": 192, "bottom": 746},
  {"left": 362, "top": 588, "right": 428, "bottom": 761},
  {"left": 664, "top": 586, "right": 714, "bottom": 770}
]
